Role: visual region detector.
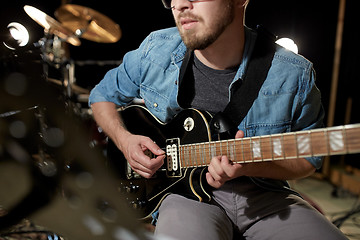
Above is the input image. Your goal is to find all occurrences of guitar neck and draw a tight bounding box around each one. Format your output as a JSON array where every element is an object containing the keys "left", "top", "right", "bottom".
[{"left": 179, "top": 124, "right": 360, "bottom": 168}]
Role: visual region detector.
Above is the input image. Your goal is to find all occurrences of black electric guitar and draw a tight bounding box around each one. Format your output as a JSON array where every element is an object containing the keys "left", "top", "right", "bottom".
[{"left": 107, "top": 105, "right": 360, "bottom": 220}]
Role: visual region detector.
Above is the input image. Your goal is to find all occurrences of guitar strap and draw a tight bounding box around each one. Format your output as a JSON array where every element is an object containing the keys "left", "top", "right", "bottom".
[{"left": 210, "top": 26, "right": 277, "bottom": 137}]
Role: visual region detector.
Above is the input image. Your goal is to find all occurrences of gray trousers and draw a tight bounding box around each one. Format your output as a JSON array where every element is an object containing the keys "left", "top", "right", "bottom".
[{"left": 154, "top": 177, "right": 347, "bottom": 240}]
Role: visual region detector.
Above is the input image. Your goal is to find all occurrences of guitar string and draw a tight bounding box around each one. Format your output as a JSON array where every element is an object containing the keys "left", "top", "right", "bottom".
[
  {"left": 160, "top": 128, "right": 358, "bottom": 153},
  {"left": 160, "top": 128, "right": 360, "bottom": 167},
  {"left": 180, "top": 133, "right": 359, "bottom": 166}
]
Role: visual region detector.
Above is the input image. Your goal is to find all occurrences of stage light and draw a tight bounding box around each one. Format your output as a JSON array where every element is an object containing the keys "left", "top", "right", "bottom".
[
  {"left": 3, "top": 22, "right": 30, "bottom": 50},
  {"left": 276, "top": 37, "right": 298, "bottom": 54}
]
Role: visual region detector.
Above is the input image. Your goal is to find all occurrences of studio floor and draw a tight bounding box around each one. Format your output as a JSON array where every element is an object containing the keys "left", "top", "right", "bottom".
[{"left": 292, "top": 177, "right": 360, "bottom": 240}]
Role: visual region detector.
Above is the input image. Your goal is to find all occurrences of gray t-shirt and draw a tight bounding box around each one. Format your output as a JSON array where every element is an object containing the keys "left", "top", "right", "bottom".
[{"left": 189, "top": 55, "right": 238, "bottom": 114}]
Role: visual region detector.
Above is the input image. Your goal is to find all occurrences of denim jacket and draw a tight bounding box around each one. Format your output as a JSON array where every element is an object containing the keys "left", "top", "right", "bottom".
[{"left": 89, "top": 26, "right": 324, "bottom": 170}]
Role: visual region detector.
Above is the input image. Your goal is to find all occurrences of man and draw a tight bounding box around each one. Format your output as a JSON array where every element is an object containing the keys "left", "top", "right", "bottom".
[{"left": 89, "top": 0, "right": 347, "bottom": 239}]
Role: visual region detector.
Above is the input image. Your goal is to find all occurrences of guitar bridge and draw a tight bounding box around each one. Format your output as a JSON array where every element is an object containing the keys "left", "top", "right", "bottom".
[{"left": 166, "top": 138, "right": 182, "bottom": 178}]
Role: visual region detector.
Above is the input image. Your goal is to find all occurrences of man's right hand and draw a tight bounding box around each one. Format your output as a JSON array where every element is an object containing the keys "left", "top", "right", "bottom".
[
  {"left": 91, "top": 101, "right": 165, "bottom": 178},
  {"left": 118, "top": 132, "right": 165, "bottom": 178}
]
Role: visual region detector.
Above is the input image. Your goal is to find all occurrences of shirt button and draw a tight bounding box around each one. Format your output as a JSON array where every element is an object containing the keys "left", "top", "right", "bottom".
[{"left": 153, "top": 103, "right": 158, "bottom": 108}]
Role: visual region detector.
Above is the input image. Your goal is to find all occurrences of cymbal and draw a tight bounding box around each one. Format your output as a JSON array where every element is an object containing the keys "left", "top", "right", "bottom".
[
  {"left": 23, "top": 5, "right": 81, "bottom": 46},
  {"left": 55, "top": 4, "right": 121, "bottom": 43}
]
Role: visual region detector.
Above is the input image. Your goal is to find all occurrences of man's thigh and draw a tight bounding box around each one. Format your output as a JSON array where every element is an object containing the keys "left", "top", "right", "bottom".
[
  {"left": 155, "top": 194, "right": 233, "bottom": 240},
  {"left": 243, "top": 203, "right": 347, "bottom": 240}
]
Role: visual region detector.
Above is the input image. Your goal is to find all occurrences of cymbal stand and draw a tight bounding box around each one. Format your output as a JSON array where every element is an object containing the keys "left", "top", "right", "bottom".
[{"left": 63, "top": 60, "right": 75, "bottom": 99}]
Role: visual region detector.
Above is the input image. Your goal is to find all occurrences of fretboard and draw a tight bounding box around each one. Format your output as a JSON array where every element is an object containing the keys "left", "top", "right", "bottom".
[{"left": 179, "top": 124, "right": 360, "bottom": 168}]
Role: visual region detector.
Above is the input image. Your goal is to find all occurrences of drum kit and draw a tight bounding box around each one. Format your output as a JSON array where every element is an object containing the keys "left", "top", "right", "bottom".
[
  {"left": 22, "top": 3, "right": 122, "bottom": 141},
  {"left": 5, "top": 3, "right": 123, "bottom": 150},
  {"left": 24, "top": 3, "right": 121, "bottom": 95},
  {"left": 0, "top": 4, "right": 150, "bottom": 240}
]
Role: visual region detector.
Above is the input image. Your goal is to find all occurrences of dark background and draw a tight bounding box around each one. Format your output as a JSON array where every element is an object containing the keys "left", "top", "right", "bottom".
[{"left": 1, "top": 0, "right": 359, "bottom": 168}]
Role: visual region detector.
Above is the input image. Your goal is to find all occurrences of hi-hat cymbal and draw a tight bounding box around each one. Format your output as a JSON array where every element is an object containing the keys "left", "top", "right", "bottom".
[
  {"left": 23, "top": 5, "right": 81, "bottom": 46},
  {"left": 55, "top": 4, "right": 121, "bottom": 43}
]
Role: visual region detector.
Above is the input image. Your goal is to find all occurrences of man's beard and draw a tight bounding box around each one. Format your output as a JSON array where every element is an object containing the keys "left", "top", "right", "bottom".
[{"left": 176, "top": 1, "right": 235, "bottom": 50}]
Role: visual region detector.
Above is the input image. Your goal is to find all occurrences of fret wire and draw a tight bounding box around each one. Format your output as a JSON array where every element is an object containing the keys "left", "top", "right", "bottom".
[
  {"left": 187, "top": 145, "right": 191, "bottom": 167},
  {"left": 270, "top": 135, "right": 274, "bottom": 161},
  {"left": 250, "top": 138, "right": 254, "bottom": 162},
  {"left": 182, "top": 145, "right": 186, "bottom": 167},
  {"left": 226, "top": 140, "right": 229, "bottom": 159},
  {"left": 342, "top": 126, "right": 349, "bottom": 154},
  {"left": 213, "top": 141, "right": 216, "bottom": 159},
  {"left": 195, "top": 144, "right": 198, "bottom": 166},
  {"left": 241, "top": 138, "right": 245, "bottom": 162},
  {"left": 191, "top": 144, "right": 195, "bottom": 167},
  {"left": 259, "top": 136, "right": 264, "bottom": 161},
  {"left": 206, "top": 143, "right": 208, "bottom": 161},
  {"left": 216, "top": 141, "right": 218, "bottom": 157},
  {"left": 205, "top": 142, "right": 209, "bottom": 165},
  {"left": 193, "top": 144, "right": 199, "bottom": 167},
  {"left": 198, "top": 144, "right": 202, "bottom": 166},
  {"left": 294, "top": 132, "right": 299, "bottom": 159},
  {"left": 324, "top": 129, "right": 330, "bottom": 156},
  {"left": 184, "top": 146, "right": 187, "bottom": 167},
  {"left": 308, "top": 130, "right": 314, "bottom": 157},
  {"left": 193, "top": 144, "right": 197, "bottom": 167},
  {"left": 208, "top": 143, "right": 211, "bottom": 162},
  {"left": 220, "top": 140, "right": 222, "bottom": 156},
  {"left": 208, "top": 143, "right": 211, "bottom": 163},
  {"left": 205, "top": 142, "right": 209, "bottom": 164},
  {"left": 183, "top": 145, "right": 186, "bottom": 167},
  {"left": 185, "top": 146, "right": 188, "bottom": 167},
  {"left": 195, "top": 144, "right": 198, "bottom": 167},
  {"left": 201, "top": 143, "right": 205, "bottom": 166},
  {"left": 197, "top": 145, "right": 200, "bottom": 164},
  {"left": 210, "top": 141, "right": 215, "bottom": 159},
  {"left": 234, "top": 139, "right": 237, "bottom": 162},
  {"left": 281, "top": 134, "right": 285, "bottom": 159},
  {"left": 204, "top": 142, "right": 208, "bottom": 165},
  {"left": 194, "top": 144, "right": 198, "bottom": 166},
  {"left": 187, "top": 145, "right": 190, "bottom": 167},
  {"left": 181, "top": 146, "right": 187, "bottom": 167}
]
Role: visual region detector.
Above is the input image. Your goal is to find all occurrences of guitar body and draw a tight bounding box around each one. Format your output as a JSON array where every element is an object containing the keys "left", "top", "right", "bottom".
[
  {"left": 107, "top": 105, "right": 214, "bottom": 219},
  {"left": 107, "top": 105, "right": 360, "bottom": 220}
]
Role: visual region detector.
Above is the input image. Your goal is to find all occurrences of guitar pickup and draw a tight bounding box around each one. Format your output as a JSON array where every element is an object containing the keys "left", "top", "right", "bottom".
[{"left": 165, "top": 138, "right": 182, "bottom": 178}]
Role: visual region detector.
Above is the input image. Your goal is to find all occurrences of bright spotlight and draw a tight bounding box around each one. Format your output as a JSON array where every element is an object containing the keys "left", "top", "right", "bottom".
[
  {"left": 276, "top": 37, "right": 298, "bottom": 54},
  {"left": 3, "top": 22, "right": 30, "bottom": 50}
]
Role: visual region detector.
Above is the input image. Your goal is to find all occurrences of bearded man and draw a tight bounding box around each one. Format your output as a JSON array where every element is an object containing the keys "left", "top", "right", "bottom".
[{"left": 89, "top": 0, "right": 347, "bottom": 239}]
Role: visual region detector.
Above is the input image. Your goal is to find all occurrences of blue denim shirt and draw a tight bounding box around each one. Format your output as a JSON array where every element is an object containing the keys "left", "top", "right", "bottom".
[{"left": 89, "top": 26, "right": 324, "bottom": 169}]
